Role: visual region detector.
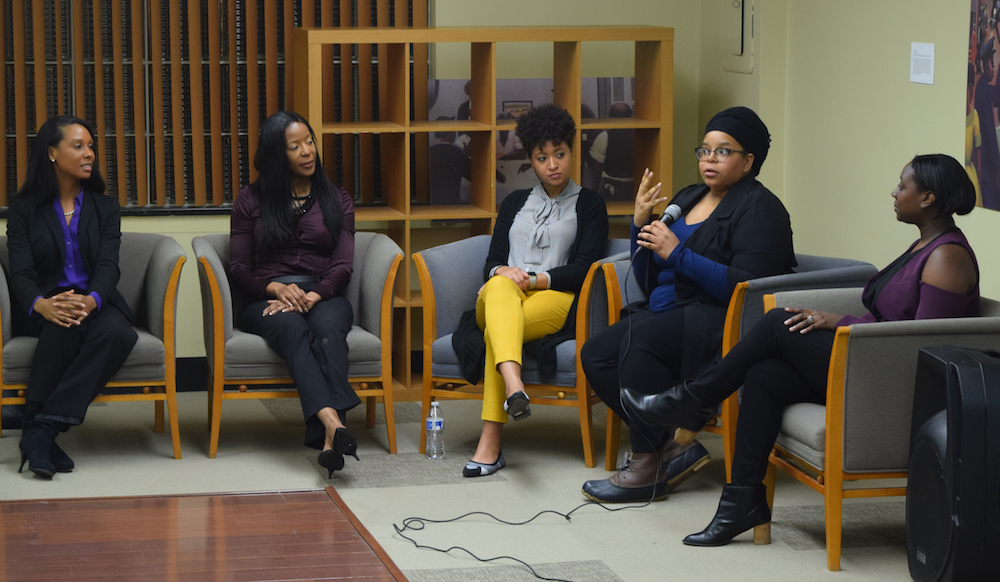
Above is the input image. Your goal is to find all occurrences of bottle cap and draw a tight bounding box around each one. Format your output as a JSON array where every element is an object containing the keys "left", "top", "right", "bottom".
[{"left": 431, "top": 401, "right": 439, "bottom": 407}]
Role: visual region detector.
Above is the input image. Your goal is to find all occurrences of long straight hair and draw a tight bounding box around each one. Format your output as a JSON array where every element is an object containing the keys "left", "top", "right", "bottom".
[
  {"left": 16, "top": 116, "right": 106, "bottom": 203},
  {"left": 251, "top": 111, "right": 344, "bottom": 254}
]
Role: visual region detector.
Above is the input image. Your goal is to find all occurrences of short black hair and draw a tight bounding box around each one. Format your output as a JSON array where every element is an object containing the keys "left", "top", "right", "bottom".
[
  {"left": 514, "top": 103, "right": 575, "bottom": 155},
  {"left": 909, "top": 154, "right": 977, "bottom": 217}
]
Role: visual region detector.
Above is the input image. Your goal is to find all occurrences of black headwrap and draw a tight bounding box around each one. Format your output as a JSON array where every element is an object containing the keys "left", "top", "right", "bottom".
[{"left": 704, "top": 107, "right": 770, "bottom": 176}]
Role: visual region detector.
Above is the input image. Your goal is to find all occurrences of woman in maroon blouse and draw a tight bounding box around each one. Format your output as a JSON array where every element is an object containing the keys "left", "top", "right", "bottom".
[
  {"left": 622, "top": 154, "right": 979, "bottom": 547},
  {"left": 230, "top": 111, "right": 359, "bottom": 477}
]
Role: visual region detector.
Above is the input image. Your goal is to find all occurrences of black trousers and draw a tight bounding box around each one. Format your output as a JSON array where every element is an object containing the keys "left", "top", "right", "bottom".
[
  {"left": 240, "top": 295, "right": 360, "bottom": 449},
  {"left": 581, "top": 306, "right": 687, "bottom": 453},
  {"left": 24, "top": 304, "right": 137, "bottom": 425},
  {"left": 685, "top": 309, "right": 835, "bottom": 485}
]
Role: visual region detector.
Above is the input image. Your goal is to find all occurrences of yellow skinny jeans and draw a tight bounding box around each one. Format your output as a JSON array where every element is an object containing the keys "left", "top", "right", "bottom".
[{"left": 475, "top": 276, "right": 574, "bottom": 423}]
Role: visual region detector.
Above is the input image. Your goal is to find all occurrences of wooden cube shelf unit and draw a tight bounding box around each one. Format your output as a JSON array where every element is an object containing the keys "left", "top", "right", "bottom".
[{"left": 290, "top": 26, "right": 673, "bottom": 390}]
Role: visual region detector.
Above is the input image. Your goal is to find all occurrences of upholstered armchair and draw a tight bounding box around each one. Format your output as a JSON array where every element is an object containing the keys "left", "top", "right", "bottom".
[
  {"left": 763, "top": 288, "right": 1000, "bottom": 570},
  {"left": 413, "top": 236, "right": 629, "bottom": 468},
  {"left": 602, "top": 254, "right": 879, "bottom": 472},
  {"left": 193, "top": 231, "right": 402, "bottom": 458},
  {"left": 0, "top": 233, "right": 187, "bottom": 459}
]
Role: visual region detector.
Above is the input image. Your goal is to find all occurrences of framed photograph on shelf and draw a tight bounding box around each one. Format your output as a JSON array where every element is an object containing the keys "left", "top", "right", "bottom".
[{"left": 502, "top": 101, "right": 533, "bottom": 118}]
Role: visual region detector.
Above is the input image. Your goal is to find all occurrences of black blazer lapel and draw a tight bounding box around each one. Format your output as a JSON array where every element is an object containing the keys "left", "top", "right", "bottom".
[
  {"left": 39, "top": 202, "right": 68, "bottom": 266},
  {"left": 77, "top": 191, "right": 98, "bottom": 272},
  {"left": 682, "top": 175, "right": 755, "bottom": 257}
]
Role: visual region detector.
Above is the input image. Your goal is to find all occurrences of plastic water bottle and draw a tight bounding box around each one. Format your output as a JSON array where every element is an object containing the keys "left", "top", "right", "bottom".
[{"left": 426, "top": 401, "right": 445, "bottom": 459}]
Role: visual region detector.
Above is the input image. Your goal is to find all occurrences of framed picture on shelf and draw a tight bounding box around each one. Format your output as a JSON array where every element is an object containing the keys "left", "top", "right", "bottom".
[{"left": 502, "top": 101, "right": 533, "bottom": 118}]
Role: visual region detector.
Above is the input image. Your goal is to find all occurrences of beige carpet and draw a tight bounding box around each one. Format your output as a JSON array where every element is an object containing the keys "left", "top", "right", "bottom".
[{"left": 1, "top": 393, "right": 912, "bottom": 582}]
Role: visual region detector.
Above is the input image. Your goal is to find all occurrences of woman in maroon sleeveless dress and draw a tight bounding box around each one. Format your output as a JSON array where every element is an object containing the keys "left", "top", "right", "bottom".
[{"left": 622, "top": 154, "right": 980, "bottom": 547}]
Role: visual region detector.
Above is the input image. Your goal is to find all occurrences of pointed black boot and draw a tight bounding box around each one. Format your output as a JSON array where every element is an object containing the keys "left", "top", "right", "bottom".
[
  {"left": 49, "top": 441, "right": 75, "bottom": 473},
  {"left": 683, "top": 484, "right": 771, "bottom": 546},
  {"left": 621, "top": 382, "right": 717, "bottom": 445},
  {"left": 18, "top": 420, "right": 57, "bottom": 479}
]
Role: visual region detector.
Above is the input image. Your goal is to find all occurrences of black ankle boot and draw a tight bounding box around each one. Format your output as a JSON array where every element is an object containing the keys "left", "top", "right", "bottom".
[
  {"left": 18, "top": 419, "right": 58, "bottom": 479},
  {"left": 683, "top": 484, "right": 771, "bottom": 546},
  {"left": 621, "top": 382, "right": 717, "bottom": 432},
  {"left": 49, "top": 441, "right": 75, "bottom": 473}
]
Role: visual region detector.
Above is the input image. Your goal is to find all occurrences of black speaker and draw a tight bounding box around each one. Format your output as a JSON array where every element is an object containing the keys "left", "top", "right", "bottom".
[{"left": 907, "top": 346, "right": 1000, "bottom": 582}]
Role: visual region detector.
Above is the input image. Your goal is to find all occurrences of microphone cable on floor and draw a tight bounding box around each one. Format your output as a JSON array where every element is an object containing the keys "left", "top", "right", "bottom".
[
  {"left": 393, "top": 241, "right": 671, "bottom": 582},
  {"left": 393, "top": 495, "right": 658, "bottom": 582}
]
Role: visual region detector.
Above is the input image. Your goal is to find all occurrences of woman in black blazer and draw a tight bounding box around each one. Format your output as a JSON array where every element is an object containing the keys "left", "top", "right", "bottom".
[
  {"left": 9, "top": 116, "right": 137, "bottom": 479},
  {"left": 580, "top": 107, "right": 796, "bottom": 502}
]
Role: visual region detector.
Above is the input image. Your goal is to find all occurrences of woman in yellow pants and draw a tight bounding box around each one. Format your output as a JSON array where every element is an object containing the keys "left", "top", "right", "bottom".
[{"left": 462, "top": 104, "right": 608, "bottom": 477}]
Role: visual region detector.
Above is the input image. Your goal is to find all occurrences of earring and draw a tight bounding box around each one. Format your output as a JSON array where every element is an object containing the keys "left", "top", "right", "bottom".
[{"left": 50, "top": 158, "right": 55, "bottom": 162}]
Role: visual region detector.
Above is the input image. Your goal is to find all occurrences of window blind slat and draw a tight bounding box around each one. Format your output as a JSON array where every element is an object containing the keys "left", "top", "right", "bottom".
[{"left": 188, "top": 0, "right": 207, "bottom": 206}]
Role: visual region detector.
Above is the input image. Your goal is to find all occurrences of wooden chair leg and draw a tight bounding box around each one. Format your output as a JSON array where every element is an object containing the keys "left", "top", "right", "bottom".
[
  {"left": 208, "top": 380, "right": 225, "bottom": 458},
  {"left": 381, "top": 380, "right": 397, "bottom": 454},
  {"left": 366, "top": 396, "right": 376, "bottom": 429},
  {"left": 825, "top": 472, "right": 844, "bottom": 571},
  {"left": 577, "top": 392, "right": 595, "bottom": 468},
  {"left": 206, "top": 375, "right": 214, "bottom": 431},
  {"left": 605, "top": 408, "right": 621, "bottom": 471},
  {"left": 166, "top": 386, "right": 182, "bottom": 460},
  {"left": 154, "top": 400, "right": 165, "bottom": 433},
  {"left": 763, "top": 461, "right": 777, "bottom": 509}
]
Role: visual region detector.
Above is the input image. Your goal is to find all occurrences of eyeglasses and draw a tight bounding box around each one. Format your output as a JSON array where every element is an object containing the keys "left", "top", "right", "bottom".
[{"left": 694, "top": 147, "right": 747, "bottom": 162}]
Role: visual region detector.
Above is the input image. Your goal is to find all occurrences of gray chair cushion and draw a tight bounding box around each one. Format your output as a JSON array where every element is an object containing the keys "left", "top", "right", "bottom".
[
  {"left": 430, "top": 334, "right": 577, "bottom": 387},
  {"left": 422, "top": 237, "right": 624, "bottom": 387},
  {"left": 0, "top": 233, "right": 182, "bottom": 388},
  {"left": 195, "top": 232, "right": 402, "bottom": 384},
  {"left": 775, "top": 403, "right": 827, "bottom": 470}
]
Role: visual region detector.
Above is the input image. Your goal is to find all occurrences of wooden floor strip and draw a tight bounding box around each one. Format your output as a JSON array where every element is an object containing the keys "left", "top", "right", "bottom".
[{"left": 0, "top": 487, "right": 405, "bottom": 581}]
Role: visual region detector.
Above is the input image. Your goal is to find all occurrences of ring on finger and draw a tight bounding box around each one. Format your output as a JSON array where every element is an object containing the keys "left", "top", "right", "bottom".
[{"left": 806, "top": 315, "right": 815, "bottom": 325}]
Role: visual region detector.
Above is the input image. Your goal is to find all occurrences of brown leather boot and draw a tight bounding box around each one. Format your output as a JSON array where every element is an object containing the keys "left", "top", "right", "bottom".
[{"left": 581, "top": 451, "right": 669, "bottom": 503}]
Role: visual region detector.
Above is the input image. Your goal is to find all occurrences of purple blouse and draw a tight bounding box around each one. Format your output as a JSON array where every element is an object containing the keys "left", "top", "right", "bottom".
[
  {"left": 30, "top": 191, "right": 102, "bottom": 315},
  {"left": 837, "top": 229, "right": 979, "bottom": 326},
  {"left": 230, "top": 185, "right": 355, "bottom": 300}
]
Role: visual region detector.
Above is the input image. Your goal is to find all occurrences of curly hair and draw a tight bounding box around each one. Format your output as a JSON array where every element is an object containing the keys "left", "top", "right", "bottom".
[
  {"left": 16, "top": 116, "right": 105, "bottom": 203},
  {"left": 909, "top": 154, "right": 977, "bottom": 218},
  {"left": 514, "top": 103, "right": 576, "bottom": 154}
]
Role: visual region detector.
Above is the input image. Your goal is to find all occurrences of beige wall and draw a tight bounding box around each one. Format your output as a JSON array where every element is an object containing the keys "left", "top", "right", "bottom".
[
  {"left": 695, "top": 0, "right": 999, "bottom": 296},
  {"left": 777, "top": 1, "right": 999, "bottom": 295}
]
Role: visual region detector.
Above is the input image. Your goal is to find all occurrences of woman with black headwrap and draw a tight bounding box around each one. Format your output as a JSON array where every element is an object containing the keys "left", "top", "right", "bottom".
[
  {"left": 622, "top": 153, "right": 978, "bottom": 546},
  {"left": 580, "top": 107, "right": 795, "bottom": 503}
]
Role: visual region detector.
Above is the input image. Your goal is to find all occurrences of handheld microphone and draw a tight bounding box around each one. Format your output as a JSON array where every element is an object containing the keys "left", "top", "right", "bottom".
[
  {"left": 658, "top": 203, "right": 682, "bottom": 226},
  {"left": 632, "top": 204, "right": 684, "bottom": 261}
]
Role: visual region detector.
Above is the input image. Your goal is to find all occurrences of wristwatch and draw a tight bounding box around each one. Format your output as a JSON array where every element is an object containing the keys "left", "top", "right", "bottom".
[{"left": 527, "top": 271, "right": 537, "bottom": 290}]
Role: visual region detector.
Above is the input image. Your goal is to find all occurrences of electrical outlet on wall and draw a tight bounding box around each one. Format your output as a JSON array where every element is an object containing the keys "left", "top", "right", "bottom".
[{"left": 724, "top": 0, "right": 754, "bottom": 74}]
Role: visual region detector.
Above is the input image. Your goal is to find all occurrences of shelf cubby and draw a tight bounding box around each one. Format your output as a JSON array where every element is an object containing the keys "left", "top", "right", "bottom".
[{"left": 292, "top": 26, "right": 673, "bottom": 391}]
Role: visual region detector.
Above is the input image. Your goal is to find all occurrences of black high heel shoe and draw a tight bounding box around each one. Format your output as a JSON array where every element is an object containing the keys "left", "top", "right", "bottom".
[
  {"left": 621, "top": 382, "right": 718, "bottom": 445},
  {"left": 50, "top": 441, "right": 74, "bottom": 473},
  {"left": 18, "top": 428, "right": 56, "bottom": 479},
  {"left": 318, "top": 449, "right": 345, "bottom": 478},
  {"left": 333, "top": 427, "right": 359, "bottom": 461}
]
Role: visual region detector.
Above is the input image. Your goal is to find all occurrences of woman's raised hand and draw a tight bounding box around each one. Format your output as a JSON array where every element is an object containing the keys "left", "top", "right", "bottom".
[{"left": 633, "top": 168, "right": 667, "bottom": 227}]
